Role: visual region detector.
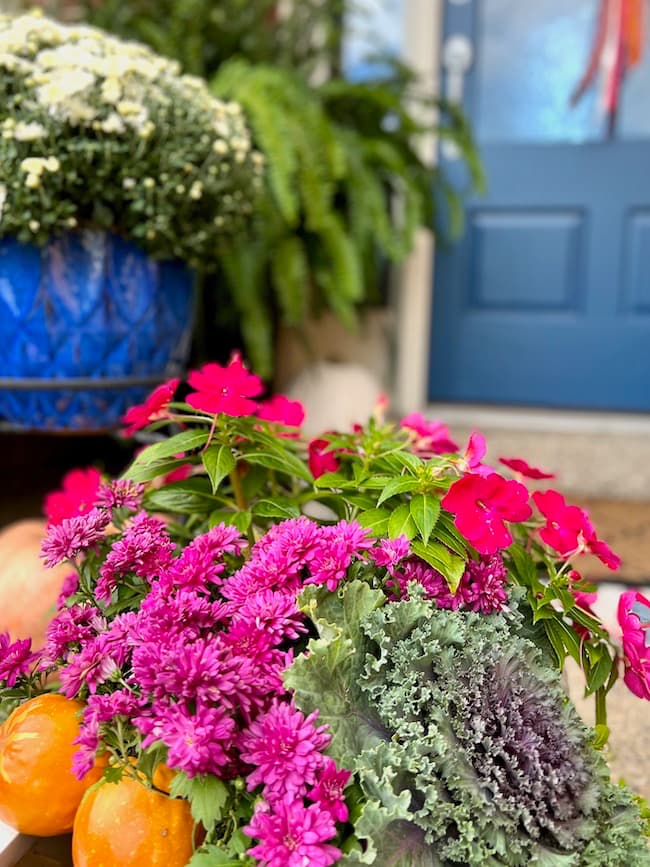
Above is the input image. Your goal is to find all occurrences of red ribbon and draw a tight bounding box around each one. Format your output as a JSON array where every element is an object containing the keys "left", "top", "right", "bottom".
[{"left": 571, "top": 0, "right": 645, "bottom": 127}]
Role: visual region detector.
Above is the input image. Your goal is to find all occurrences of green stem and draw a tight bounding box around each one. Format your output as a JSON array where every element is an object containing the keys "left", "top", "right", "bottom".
[
  {"left": 595, "top": 686, "right": 607, "bottom": 728},
  {"left": 229, "top": 467, "right": 247, "bottom": 512}
]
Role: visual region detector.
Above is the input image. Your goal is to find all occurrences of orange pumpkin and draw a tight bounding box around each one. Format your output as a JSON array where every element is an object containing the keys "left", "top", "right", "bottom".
[
  {"left": 72, "top": 776, "right": 196, "bottom": 867},
  {"left": 0, "top": 519, "right": 70, "bottom": 648},
  {"left": 0, "top": 694, "right": 104, "bottom": 836}
]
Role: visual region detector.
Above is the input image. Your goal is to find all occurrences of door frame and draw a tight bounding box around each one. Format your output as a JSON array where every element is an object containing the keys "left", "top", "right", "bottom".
[{"left": 394, "top": 0, "right": 445, "bottom": 415}]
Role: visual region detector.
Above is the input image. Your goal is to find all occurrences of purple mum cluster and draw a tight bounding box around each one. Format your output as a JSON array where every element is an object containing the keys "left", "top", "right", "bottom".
[{"left": 32, "top": 482, "right": 510, "bottom": 865}]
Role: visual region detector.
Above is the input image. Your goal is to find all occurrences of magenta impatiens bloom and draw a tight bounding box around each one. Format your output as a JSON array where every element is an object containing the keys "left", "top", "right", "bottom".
[
  {"left": 442, "top": 472, "right": 531, "bottom": 555},
  {"left": 400, "top": 412, "right": 459, "bottom": 455},
  {"left": 499, "top": 456, "right": 555, "bottom": 480},
  {"left": 308, "top": 437, "right": 340, "bottom": 479},
  {"left": 532, "top": 490, "right": 621, "bottom": 570},
  {"left": 257, "top": 394, "right": 305, "bottom": 428},
  {"left": 244, "top": 797, "right": 341, "bottom": 867},
  {"left": 187, "top": 353, "right": 264, "bottom": 416},
  {"left": 458, "top": 430, "right": 490, "bottom": 476},
  {"left": 44, "top": 466, "right": 103, "bottom": 526},
  {"left": 240, "top": 701, "right": 330, "bottom": 801},
  {"left": 617, "top": 590, "right": 650, "bottom": 701},
  {"left": 0, "top": 633, "right": 38, "bottom": 687},
  {"left": 122, "top": 377, "right": 180, "bottom": 436}
]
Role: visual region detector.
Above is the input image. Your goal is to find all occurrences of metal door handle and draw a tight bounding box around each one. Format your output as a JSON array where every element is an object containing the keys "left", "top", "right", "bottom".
[
  {"left": 441, "top": 34, "right": 473, "bottom": 159},
  {"left": 443, "top": 34, "right": 473, "bottom": 105}
]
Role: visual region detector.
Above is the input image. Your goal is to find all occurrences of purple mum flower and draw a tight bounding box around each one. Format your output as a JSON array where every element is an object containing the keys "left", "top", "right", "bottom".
[
  {"left": 0, "top": 633, "right": 38, "bottom": 686},
  {"left": 95, "top": 479, "right": 145, "bottom": 512},
  {"left": 40, "top": 508, "right": 110, "bottom": 567},
  {"left": 240, "top": 700, "right": 330, "bottom": 802},
  {"left": 244, "top": 797, "right": 341, "bottom": 867}
]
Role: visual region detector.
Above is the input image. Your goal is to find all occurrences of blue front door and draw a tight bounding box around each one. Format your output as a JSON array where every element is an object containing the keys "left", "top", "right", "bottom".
[{"left": 429, "top": 0, "right": 650, "bottom": 411}]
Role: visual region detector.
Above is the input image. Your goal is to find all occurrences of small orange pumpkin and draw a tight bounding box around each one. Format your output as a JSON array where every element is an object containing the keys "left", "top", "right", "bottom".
[
  {"left": 0, "top": 519, "right": 70, "bottom": 649},
  {"left": 72, "top": 776, "right": 196, "bottom": 867},
  {"left": 0, "top": 694, "right": 104, "bottom": 836}
]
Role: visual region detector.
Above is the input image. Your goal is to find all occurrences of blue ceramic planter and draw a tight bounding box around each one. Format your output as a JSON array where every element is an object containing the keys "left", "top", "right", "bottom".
[{"left": 0, "top": 231, "right": 195, "bottom": 431}]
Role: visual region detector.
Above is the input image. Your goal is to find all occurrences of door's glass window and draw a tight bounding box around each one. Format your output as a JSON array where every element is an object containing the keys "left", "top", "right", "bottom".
[{"left": 476, "top": 0, "right": 650, "bottom": 142}]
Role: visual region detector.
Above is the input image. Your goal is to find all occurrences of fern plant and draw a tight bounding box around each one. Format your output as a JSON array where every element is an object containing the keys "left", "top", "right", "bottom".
[
  {"left": 211, "top": 59, "right": 482, "bottom": 374},
  {"left": 43, "top": 0, "right": 482, "bottom": 378}
]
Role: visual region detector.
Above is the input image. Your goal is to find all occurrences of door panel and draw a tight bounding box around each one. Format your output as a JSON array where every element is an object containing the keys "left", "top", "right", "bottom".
[{"left": 429, "top": 1, "right": 650, "bottom": 410}]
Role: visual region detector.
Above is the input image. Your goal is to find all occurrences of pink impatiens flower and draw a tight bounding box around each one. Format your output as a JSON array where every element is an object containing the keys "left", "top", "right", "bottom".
[
  {"left": 187, "top": 353, "right": 264, "bottom": 417},
  {"left": 499, "top": 457, "right": 555, "bottom": 480},
  {"left": 122, "top": 377, "right": 180, "bottom": 436},
  {"left": 457, "top": 430, "right": 490, "bottom": 476},
  {"left": 400, "top": 413, "right": 458, "bottom": 456},
  {"left": 617, "top": 590, "right": 650, "bottom": 701},
  {"left": 257, "top": 395, "right": 305, "bottom": 429},
  {"left": 532, "top": 490, "right": 621, "bottom": 570},
  {"left": 308, "top": 437, "right": 340, "bottom": 479},
  {"left": 44, "top": 467, "right": 103, "bottom": 526},
  {"left": 244, "top": 797, "right": 341, "bottom": 867},
  {"left": 442, "top": 472, "right": 531, "bottom": 555}
]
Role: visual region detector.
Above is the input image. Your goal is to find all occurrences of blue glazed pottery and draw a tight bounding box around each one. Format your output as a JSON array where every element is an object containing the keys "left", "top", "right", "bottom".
[{"left": 0, "top": 231, "right": 195, "bottom": 431}]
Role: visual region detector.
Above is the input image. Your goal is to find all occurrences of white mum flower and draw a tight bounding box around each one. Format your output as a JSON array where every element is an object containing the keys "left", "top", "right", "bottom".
[
  {"left": 36, "top": 69, "right": 95, "bottom": 105},
  {"left": 14, "top": 121, "right": 46, "bottom": 142},
  {"left": 101, "top": 76, "right": 121, "bottom": 104},
  {"left": 101, "top": 113, "right": 125, "bottom": 134},
  {"left": 20, "top": 156, "right": 49, "bottom": 175}
]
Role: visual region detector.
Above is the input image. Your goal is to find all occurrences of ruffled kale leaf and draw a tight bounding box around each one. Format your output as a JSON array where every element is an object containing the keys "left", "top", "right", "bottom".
[{"left": 286, "top": 581, "right": 650, "bottom": 866}]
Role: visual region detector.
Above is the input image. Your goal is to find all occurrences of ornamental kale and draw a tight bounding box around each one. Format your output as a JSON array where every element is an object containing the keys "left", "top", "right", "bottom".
[{"left": 286, "top": 583, "right": 650, "bottom": 866}]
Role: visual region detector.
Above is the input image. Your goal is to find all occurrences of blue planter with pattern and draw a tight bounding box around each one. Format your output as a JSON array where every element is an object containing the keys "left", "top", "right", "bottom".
[{"left": 0, "top": 231, "right": 195, "bottom": 431}]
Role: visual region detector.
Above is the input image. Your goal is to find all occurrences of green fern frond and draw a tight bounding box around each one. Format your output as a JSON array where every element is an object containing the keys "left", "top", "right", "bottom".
[{"left": 270, "top": 235, "right": 310, "bottom": 327}]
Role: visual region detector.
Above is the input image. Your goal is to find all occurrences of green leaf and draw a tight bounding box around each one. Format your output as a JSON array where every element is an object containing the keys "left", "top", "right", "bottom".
[
  {"left": 127, "top": 430, "right": 209, "bottom": 471},
  {"left": 202, "top": 445, "right": 236, "bottom": 494},
  {"left": 387, "top": 504, "right": 416, "bottom": 540},
  {"left": 209, "top": 509, "right": 252, "bottom": 533},
  {"left": 584, "top": 650, "right": 614, "bottom": 697},
  {"left": 387, "top": 450, "right": 424, "bottom": 473},
  {"left": 356, "top": 508, "right": 391, "bottom": 536},
  {"left": 314, "top": 472, "right": 357, "bottom": 491},
  {"left": 144, "top": 479, "right": 220, "bottom": 515},
  {"left": 243, "top": 450, "right": 312, "bottom": 482},
  {"left": 410, "top": 540, "right": 466, "bottom": 592},
  {"left": 409, "top": 494, "right": 440, "bottom": 545},
  {"left": 376, "top": 476, "right": 420, "bottom": 506},
  {"left": 188, "top": 849, "right": 241, "bottom": 867},
  {"left": 286, "top": 582, "right": 386, "bottom": 766},
  {"left": 433, "top": 513, "right": 469, "bottom": 558},
  {"left": 252, "top": 498, "right": 301, "bottom": 519},
  {"left": 122, "top": 457, "right": 191, "bottom": 484},
  {"left": 169, "top": 773, "right": 229, "bottom": 829}
]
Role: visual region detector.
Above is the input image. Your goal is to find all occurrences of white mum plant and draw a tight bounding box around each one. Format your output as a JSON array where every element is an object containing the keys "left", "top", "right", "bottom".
[{"left": 0, "top": 11, "right": 264, "bottom": 266}]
